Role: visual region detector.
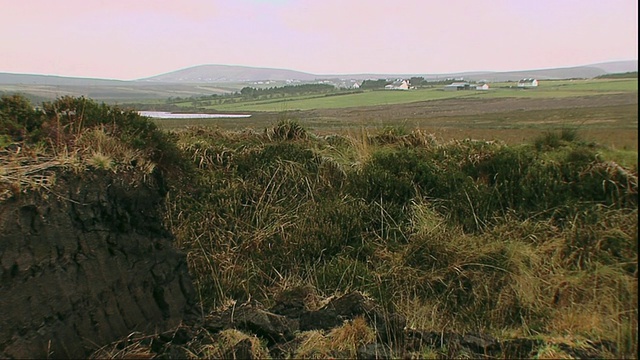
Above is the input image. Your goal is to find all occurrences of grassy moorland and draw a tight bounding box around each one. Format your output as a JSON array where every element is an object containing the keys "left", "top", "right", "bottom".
[
  {"left": 1, "top": 95, "right": 637, "bottom": 358},
  {"left": 147, "top": 78, "right": 638, "bottom": 154},
  {"left": 169, "top": 124, "right": 638, "bottom": 359},
  {"left": 166, "top": 78, "right": 637, "bottom": 112},
  {"left": 154, "top": 98, "right": 638, "bottom": 157}
]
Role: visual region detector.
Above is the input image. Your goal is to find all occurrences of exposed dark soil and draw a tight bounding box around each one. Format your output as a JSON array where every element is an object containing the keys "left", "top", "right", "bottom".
[
  {"left": 0, "top": 168, "right": 198, "bottom": 358},
  {"left": 93, "top": 290, "right": 617, "bottom": 359}
]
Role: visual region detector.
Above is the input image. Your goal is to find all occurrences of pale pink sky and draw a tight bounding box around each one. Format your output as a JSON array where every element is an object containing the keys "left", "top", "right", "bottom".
[{"left": 1, "top": 0, "right": 637, "bottom": 80}]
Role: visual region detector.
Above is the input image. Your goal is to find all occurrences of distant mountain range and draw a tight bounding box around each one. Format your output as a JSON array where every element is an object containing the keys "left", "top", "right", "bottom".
[
  {"left": 137, "top": 60, "right": 638, "bottom": 83},
  {"left": 139, "top": 64, "right": 319, "bottom": 83},
  {"left": 0, "top": 73, "right": 128, "bottom": 86},
  {"left": 2, "top": 60, "right": 637, "bottom": 85},
  {"left": 1, "top": 60, "right": 636, "bottom": 101}
]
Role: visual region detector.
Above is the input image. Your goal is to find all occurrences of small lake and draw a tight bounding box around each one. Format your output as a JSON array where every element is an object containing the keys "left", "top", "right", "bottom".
[{"left": 139, "top": 111, "right": 251, "bottom": 119}]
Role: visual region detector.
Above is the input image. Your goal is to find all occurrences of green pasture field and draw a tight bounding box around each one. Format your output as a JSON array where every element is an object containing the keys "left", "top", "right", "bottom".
[
  {"left": 485, "top": 78, "right": 638, "bottom": 97},
  {"left": 490, "top": 78, "right": 638, "bottom": 91},
  {"left": 152, "top": 78, "right": 638, "bottom": 152},
  {"left": 184, "top": 89, "right": 467, "bottom": 111},
  {"left": 173, "top": 78, "right": 637, "bottom": 112}
]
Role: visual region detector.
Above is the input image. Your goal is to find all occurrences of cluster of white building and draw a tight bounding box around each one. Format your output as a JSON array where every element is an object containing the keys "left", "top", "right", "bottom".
[
  {"left": 323, "top": 77, "right": 540, "bottom": 92},
  {"left": 443, "top": 78, "right": 539, "bottom": 91},
  {"left": 443, "top": 82, "right": 490, "bottom": 91}
]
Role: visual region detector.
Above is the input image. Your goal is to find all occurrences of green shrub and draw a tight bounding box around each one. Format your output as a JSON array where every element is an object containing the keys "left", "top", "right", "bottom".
[
  {"left": 470, "top": 146, "right": 536, "bottom": 211},
  {"left": 265, "top": 119, "right": 308, "bottom": 141},
  {"left": 534, "top": 131, "right": 563, "bottom": 150},
  {"left": 235, "top": 142, "right": 318, "bottom": 174},
  {"left": 373, "top": 125, "right": 408, "bottom": 145},
  {"left": 0, "top": 94, "right": 44, "bottom": 141},
  {"left": 559, "top": 127, "right": 579, "bottom": 142},
  {"left": 534, "top": 128, "right": 580, "bottom": 150},
  {"left": 278, "top": 196, "right": 377, "bottom": 266},
  {"left": 560, "top": 207, "right": 638, "bottom": 271},
  {"left": 462, "top": 143, "right": 636, "bottom": 228},
  {"left": 350, "top": 148, "right": 432, "bottom": 204}
]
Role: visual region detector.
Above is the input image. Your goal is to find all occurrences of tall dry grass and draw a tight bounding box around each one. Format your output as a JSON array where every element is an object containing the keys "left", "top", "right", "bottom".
[
  {"left": 2, "top": 95, "right": 636, "bottom": 357},
  {"left": 165, "top": 123, "right": 637, "bottom": 357}
]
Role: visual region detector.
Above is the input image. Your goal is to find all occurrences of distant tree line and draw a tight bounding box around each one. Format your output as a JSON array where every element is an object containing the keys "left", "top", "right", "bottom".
[
  {"left": 410, "top": 77, "right": 471, "bottom": 87},
  {"left": 359, "top": 77, "right": 463, "bottom": 90},
  {"left": 240, "top": 83, "right": 335, "bottom": 98},
  {"left": 359, "top": 79, "right": 391, "bottom": 90},
  {"left": 161, "top": 83, "right": 340, "bottom": 108},
  {"left": 595, "top": 71, "right": 637, "bottom": 79}
]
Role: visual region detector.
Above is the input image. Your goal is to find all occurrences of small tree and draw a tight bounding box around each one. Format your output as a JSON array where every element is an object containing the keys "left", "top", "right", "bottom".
[
  {"left": 0, "top": 94, "right": 44, "bottom": 141},
  {"left": 359, "top": 79, "right": 391, "bottom": 90}
]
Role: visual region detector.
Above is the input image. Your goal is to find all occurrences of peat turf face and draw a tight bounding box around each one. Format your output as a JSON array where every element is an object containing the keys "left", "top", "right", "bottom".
[{"left": 0, "top": 169, "right": 197, "bottom": 359}]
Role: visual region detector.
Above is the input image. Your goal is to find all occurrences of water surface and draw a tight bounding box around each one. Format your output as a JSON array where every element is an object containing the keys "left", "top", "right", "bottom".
[{"left": 139, "top": 111, "right": 251, "bottom": 119}]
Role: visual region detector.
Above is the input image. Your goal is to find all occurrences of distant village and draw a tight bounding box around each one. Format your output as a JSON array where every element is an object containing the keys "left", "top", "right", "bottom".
[
  {"left": 173, "top": 76, "right": 542, "bottom": 105},
  {"left": 252, "top": 77, "right": 540, "bottom": 91}
]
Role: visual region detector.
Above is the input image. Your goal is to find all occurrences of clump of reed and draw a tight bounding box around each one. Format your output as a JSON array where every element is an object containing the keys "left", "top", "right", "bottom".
[
  {"left": 166, "top": 121, "right": 637, "bottom": 357},
  {"left": 0, "top": 95, "right": 184, "bottom": 200}
]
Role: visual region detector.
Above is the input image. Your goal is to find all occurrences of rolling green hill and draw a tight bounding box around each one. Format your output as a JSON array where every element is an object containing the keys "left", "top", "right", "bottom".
[{"left": 1, "top": 60, "right": 636, "bottom": 102}]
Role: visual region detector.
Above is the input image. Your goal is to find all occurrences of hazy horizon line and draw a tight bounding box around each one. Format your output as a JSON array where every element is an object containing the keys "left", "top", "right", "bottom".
[{"left": 2, "top": 58, "right": 637, "bottom": 82}]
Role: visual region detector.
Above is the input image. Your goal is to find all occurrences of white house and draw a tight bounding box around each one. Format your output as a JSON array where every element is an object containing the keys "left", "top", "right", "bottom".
[
  {"left": 334, "top": 80, "right": 361, "bottom": 89},
  {"left": 444, "top": 82, "right": 471, "bottom": 91},
  {"left": 517, "top": 78, "right": 538, "bottom": 88},
  {"left": 385, "top": 79, "right": 410, "bottom": 90},
  {"left": 475, "top": 83, "right": 490, "bottom": 91}
]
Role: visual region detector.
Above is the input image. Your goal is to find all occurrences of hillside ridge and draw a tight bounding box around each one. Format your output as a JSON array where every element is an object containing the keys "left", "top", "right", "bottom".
[{"left": 2, "top": 60, "right": 637, "bottom": 85}]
